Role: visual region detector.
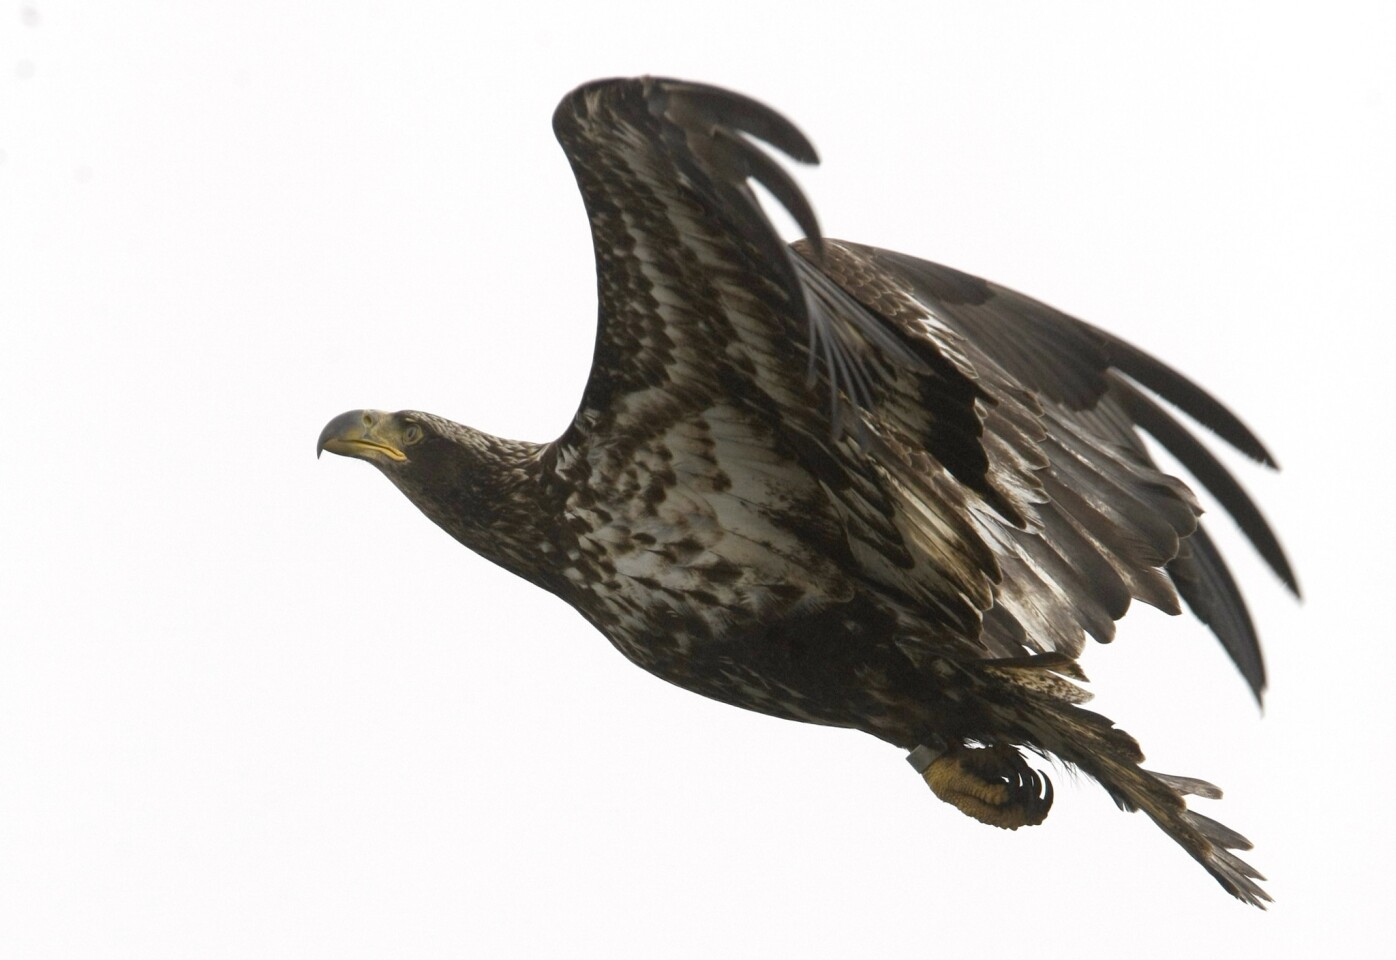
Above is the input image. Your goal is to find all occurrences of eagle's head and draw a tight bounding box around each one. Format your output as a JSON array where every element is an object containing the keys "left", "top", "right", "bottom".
[
  {"left": 317, "top": 408, "right": 473, "bottom": 532},
  {"left": 317, "top": 408, "right": 552, "bottom": 585},
  {"left": 316, "top": 409, "right": 436, "bottom": 472}
]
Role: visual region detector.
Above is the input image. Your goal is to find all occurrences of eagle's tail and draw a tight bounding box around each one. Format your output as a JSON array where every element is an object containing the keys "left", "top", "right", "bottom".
[
  {"left": 917, "top": 657, "right": 1270, "bottom": 906},
  {"left": 1024, "top": 702, "right": 1268, "bottom": 906}
]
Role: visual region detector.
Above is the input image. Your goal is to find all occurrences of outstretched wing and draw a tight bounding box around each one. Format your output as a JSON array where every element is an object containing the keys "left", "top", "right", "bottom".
[
  {"left": 550, "top": 76, "right": 820, "bottom": 443},
  {"left": 796, "top": 239, "right": 1297, "bottom": 699},
  {"left": 547, "top": 78, "right": 1014, "bottom": 650}
]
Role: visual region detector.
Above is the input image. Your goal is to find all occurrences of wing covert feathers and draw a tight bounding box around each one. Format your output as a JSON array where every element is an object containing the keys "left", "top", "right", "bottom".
[
  {"left": 552, "top": 77, "right": 822, "bottom": 340},
  {"left": 796, "top": 240, "right": 1292, "bottom": 699}
]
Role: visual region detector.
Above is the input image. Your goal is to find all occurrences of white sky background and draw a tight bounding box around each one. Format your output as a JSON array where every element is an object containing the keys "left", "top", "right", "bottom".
[{"left": 2, "top": 1, "right": 1392, "bottom": 956}]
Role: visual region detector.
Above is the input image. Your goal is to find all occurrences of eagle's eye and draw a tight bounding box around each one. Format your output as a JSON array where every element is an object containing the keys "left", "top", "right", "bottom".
[{"left": 403, "top": 423, "right": 424, "bottom": 445}]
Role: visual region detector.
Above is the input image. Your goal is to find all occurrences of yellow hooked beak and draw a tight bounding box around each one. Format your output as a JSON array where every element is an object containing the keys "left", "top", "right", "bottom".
[{"left": 317, "top": 409, "right": 409, "bottom": 463}]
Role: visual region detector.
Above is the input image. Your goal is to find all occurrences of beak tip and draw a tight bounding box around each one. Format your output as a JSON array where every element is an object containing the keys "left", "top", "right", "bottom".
[{"left": 318, "top": 409, "right": 364, "bottom": 460}]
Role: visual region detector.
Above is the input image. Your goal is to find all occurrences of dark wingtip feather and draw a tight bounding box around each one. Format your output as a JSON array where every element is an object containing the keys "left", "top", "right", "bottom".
[
  {"left": 652, "top": 78, "right": 824, "bottom": 260},
  {"left": 1116, "top": 378, "right": 1299, "bottom": 597},
  {"left": 1088, "top": 324, "right": 1279, "bottom": 468},
  {"left": 1169, "top": 526, "right": 1267, "bottom": 703},
  {"left": 657, "top": 78, "right": 821, "bottom": 164},
  {"left": 714, "top": 128, "right": 824, "bottom": 255}
]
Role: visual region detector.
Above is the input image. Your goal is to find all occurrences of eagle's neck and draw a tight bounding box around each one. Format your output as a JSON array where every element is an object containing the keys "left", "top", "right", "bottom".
[{"left": 391, "top": 426, "right": 562, "bottom": 592}]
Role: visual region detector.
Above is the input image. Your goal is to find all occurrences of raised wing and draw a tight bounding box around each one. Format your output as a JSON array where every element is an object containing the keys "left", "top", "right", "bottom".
[
  {"left": 551, "top": 77, "right": 820, "bottom": 438},
  {"left": 795, "top": 239, "right": 1297, "bottom": 698},
  {"left": 550, "top": 77, "right": 967, "bottom": 461},
  {"left": 547, "top": 78, "right": 1019, "bottom": 650}
]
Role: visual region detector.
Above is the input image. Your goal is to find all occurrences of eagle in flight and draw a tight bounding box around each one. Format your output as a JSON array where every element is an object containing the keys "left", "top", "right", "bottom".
[{"left": 318, "top": 77, "right": 1295, "bottom": 906}]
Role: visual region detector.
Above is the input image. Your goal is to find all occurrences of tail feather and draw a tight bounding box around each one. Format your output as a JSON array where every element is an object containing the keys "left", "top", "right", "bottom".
[
  {"left": 998, "top": 678, "right": 1270, "bottom": 906},
  {"left": 1143, "top": 770, "right": 1223, "bottom": 800}
]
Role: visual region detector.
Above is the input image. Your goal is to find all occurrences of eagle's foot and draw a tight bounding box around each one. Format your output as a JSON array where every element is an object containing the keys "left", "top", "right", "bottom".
[{"left": 915, "top": 742, "right": 1053, "bottom": 830}]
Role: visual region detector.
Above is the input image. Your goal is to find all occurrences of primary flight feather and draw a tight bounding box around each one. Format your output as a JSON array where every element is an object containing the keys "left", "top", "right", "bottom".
[{"left": 318, "top": 77, "right": 1295, "bottom": 905}]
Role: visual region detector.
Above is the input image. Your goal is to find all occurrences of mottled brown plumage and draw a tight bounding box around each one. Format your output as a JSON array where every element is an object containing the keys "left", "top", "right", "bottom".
[{"left": 318, "top": 77, "right": 1295, "bottom": 906}]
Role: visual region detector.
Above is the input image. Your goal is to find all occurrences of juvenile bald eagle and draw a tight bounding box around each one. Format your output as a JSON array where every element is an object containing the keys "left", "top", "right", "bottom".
[{"left": 319, "top": 77, "right": 1295, "bottom": 905}]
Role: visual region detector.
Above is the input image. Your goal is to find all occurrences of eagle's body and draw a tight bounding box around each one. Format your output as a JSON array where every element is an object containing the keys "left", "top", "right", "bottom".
[{"left": 319, "top": 78, "right": 1294, "bottom": 906}]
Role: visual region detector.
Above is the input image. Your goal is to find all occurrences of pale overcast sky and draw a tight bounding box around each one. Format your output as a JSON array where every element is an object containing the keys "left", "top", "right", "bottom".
[{"left": 3, "top": 2, "right": 1392, "bottom": 957}]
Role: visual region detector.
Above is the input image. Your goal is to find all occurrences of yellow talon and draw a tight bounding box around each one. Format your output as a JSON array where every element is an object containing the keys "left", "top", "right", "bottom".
[{"left": 921, "top": 744, "right": 1053, "bottom": 831}]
